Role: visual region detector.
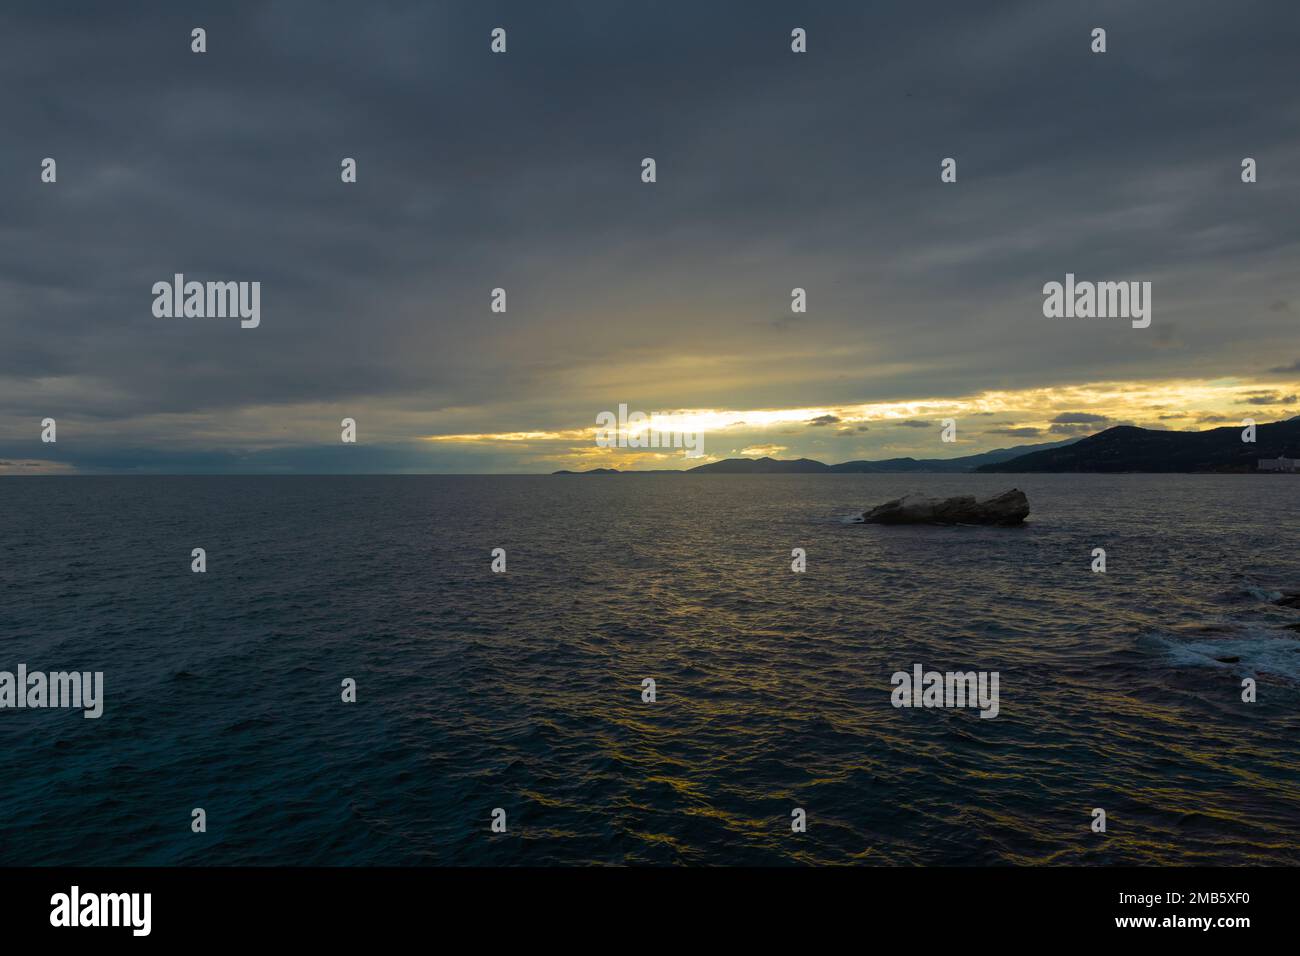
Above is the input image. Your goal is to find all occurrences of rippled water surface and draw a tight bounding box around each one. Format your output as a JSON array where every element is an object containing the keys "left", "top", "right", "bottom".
[{"left": 2, "top": 474, "right": 1298, "bottom": 865}]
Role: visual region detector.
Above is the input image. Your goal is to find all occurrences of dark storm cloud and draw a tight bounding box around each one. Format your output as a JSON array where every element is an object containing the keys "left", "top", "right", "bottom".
[
  {"left": 1238, "top": 392, "right": 1298, "bottom": 405},
  {"left": 987, "top": 426, "right": 1042, "bottom": 437},
  {"left": 2, "top": 0, "right": 1299, "bottom": 471},
  {"left": 1051, "top": 413, "right": 1110, "bottom": 423}
]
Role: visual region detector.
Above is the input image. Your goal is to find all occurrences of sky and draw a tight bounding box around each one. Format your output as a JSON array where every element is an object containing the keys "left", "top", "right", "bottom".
[{"left": 1, "top": 0, "right": 1298, "bottom": 474}]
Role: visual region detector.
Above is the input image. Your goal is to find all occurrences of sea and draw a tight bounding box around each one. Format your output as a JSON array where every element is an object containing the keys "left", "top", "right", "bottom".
[{"left": 1, "top": 474, "right": 1298, "bottom": 865}]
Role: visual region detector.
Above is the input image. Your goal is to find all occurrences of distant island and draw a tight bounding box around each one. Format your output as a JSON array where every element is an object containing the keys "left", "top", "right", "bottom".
[{"left": 552, "top": 418, "right": 1300, "bottom": 475}]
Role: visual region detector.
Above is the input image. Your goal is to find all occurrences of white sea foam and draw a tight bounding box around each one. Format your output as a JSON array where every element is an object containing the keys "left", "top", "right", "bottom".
[{"left": 1148, "top": 629, "right": 1300, "bottom": 683}]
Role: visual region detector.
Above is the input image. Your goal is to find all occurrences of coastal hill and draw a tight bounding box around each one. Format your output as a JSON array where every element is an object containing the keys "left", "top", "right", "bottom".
[
  {"left": 978, "top": 417, "right": 1300, "bottom": 473},
  {"left": 689, "top": 438, "right": 1077, "bottom": 473},
  {"left": 551, "top": 438, "right": 1075, "bottom": 474}
]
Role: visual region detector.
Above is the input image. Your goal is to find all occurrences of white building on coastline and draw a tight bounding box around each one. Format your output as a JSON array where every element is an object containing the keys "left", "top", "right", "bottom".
[{"left": 1258, "top": 457, "right": 1298, "bottom": 472}]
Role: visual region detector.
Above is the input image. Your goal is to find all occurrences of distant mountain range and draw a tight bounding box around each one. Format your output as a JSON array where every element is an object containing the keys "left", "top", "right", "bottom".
[
  {"left": 977, "top": 417, "right": 1300, "bottom": 473},
  {"left": 552, "top": 419, "right": 1300, "bottom": 474},
  {"left": 552, "top": 437, "right": 1077, "bottom": 474},
  {"left": 689, "top": 437, "right": 1080, "bottom": 473}
]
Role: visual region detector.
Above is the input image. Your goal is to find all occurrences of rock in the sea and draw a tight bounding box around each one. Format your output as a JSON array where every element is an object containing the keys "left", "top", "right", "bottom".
[
  {"left": 1275, "top": 592, "right": 1300, "bottom": 609},
  {"left": 861, "top": 489, "right": 1030, "bottom": 526}
]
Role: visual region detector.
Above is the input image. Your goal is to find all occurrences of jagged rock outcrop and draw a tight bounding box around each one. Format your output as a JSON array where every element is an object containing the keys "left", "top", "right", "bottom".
[{"left": 861, "top": 489, "right": 1029, "bottom": 526}]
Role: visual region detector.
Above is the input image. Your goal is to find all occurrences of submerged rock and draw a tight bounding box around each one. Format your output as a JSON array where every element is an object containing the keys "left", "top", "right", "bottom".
[
  {"left": 862, "top": 488, "right": 1030, "bottom": 526},
  {"left": 1275, "top": 593, "right": 1300, "bottom": 609}
]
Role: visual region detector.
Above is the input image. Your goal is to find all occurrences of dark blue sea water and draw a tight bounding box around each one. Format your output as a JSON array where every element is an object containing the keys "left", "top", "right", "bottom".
[{"left": 1, "top": 474, "right": 1298, "bottom": 865}]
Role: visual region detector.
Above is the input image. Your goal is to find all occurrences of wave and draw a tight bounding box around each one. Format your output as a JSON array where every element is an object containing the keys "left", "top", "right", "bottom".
[{"left": 1143, "top": 626, "right": 1300, "bottom": 682}]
